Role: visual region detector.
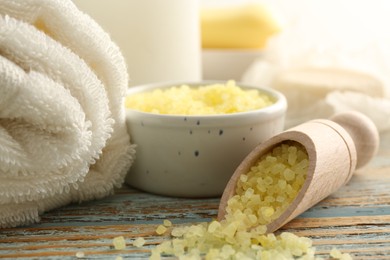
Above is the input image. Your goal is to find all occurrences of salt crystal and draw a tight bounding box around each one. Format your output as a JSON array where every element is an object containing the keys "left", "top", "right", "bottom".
[
  {"left": 132, "top": 237, "right": 146, "bottom": 248},
  {"left": 112, "top": 236, "right": 126, "bottom": 250},
  {"left": 156, "top": 225, "right": 167, "bottom": 235}
]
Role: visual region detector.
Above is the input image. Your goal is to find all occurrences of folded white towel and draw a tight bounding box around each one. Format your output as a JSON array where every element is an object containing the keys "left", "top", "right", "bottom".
[{"left": 0, "top": 0, "right": 135, "bottom": 227}]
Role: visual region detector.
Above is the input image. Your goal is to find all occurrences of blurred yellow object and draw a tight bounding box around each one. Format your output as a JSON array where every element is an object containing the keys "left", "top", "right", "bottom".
[{"left": 201, "top": 3, "right": 282, "bottom": 49}]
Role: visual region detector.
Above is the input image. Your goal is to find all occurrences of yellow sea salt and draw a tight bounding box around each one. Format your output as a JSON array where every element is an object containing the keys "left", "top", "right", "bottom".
[
  {"left": 132, "top": 237, "right": 146, "bottom": 248},
  {"left": 207, "top": 220, "right": 221, "bottom": 233},
  {"left": 330, "top": 248, "right": 353, "bottom": 260},
  {"left": 231, "top": 141, "right": 309, "bottom": 227},
  {"left": 163, "top": 219, "right": 172, "bottom": 227},
  {"left": 125, "top": 80, "right": 274, "bottom": 115},
  {"left": 156, "top": 225, "right": 168, "bottom": 235},
  {"left": 75, "top": 251, "right": 85, "bottom": 258},
  {"left": 112, "top": 236, "right": 126, "bottom": 250},
  {"left": 149, "top": 142, "right": 351, "bottom": 259}
]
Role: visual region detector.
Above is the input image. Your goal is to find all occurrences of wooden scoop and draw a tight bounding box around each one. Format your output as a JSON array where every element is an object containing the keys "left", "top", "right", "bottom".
[{"left": 218, "top": 111, "right": 379, "bottom": 233}]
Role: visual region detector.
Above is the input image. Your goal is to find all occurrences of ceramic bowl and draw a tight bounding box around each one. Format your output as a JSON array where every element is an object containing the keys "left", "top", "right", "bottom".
[{"left": 125, "top": 81, "right": 287, "bottom": 197}]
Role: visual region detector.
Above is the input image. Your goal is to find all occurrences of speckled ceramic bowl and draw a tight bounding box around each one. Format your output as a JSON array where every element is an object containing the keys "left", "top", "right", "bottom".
[{"left": 125, "top": 81, "right": 287, "bottom": 197}]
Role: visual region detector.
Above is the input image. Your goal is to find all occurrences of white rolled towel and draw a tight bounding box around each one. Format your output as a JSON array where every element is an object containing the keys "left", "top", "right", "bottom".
[{"left": 0, "top": 0, "right": 136, "bottom": 227}]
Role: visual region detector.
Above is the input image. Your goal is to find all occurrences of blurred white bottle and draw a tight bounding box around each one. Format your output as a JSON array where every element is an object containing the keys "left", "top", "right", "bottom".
[{"left": 73, "top": 0, "right": 202, "bottom": 86}]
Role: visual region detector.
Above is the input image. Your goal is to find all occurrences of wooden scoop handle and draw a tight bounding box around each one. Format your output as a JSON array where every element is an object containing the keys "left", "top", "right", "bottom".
[{"left": 330, "top": 111, "right": 379, "bottom": 169}]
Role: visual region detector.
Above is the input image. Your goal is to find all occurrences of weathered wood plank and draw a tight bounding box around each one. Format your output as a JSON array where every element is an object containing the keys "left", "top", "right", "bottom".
[{"left": 0, "top": 135, "right": 389, "bottom": 259}]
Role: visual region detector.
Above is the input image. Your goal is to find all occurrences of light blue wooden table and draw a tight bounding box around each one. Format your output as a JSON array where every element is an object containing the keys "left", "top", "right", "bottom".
[{"left": 1, "top": 133, "right": 389, "bottom": 259}]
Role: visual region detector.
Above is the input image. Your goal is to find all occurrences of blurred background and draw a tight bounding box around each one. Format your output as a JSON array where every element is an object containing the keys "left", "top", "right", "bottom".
[{"left": 73, "top": 0, "right": 390, "bottom": 131}]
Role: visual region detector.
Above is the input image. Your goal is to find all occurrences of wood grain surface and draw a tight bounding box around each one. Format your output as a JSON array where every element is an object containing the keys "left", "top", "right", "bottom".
[{"left": 1, "top": 133, "right": 389, "bottom": 259}]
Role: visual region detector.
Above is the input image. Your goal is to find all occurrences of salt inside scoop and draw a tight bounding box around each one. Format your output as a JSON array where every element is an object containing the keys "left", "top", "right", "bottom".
[{"left": 225, "top": 141, "right": 308, "bottom": 227}]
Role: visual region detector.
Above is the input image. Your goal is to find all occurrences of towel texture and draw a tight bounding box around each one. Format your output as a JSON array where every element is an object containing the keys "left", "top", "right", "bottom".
[{"left": 0, "top": 0, "right": 135, "bottom": 228}]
